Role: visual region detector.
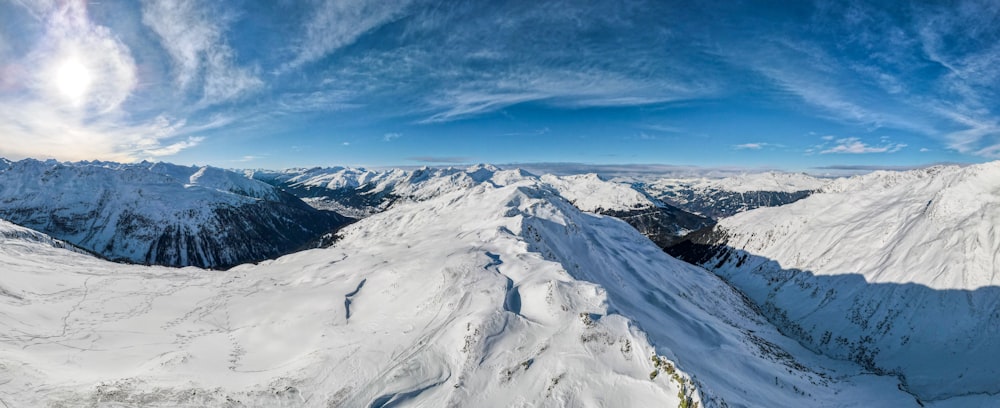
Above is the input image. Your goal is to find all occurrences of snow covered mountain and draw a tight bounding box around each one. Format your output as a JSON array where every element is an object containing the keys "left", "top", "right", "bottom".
[
  {"left": 252, "top": 165, "right": 712, "bottom": 248},
  {"left": 249, "top": 164, "right": 544, "bottom": 218},
  {"left": 668, "top": 162, "right": 1000, "bottom": 403},
  {"left": 641, "top": 172, "right": 829, "bottom": 219},
  {"left": 247, "top": 166, "right": 396, "bottom": 218},
  {"left": 540, "top": 173, "right": 714, "bottom": 247},
  {"left": 0, "top": 176, "right": 916, "bottom": 407},
  {"left": 0, "top": 159, "right": 351, "bottom": 268}
]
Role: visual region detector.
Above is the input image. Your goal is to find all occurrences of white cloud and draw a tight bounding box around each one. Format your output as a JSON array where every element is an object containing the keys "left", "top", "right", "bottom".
[
  {"left": 307, "top": 3, "right": 719, "bottom": 125},
  {"left": 233, "top": 155, "right": 263, "bottom": 162},
  {"left": 0, "top": 2, "right": 204, "bottom": 162},
  {"left": 383, "top": 132, "right": 402, "bottom": 142},
  {"left": 21, "top": 1, "right": 138, "bottom": 114},
  {"left": 141, "top": 0, "right": 262, "bottom": 105},
  {"left": 418, "top": 68, "right": 709, "bottom": 123},
  {"left": 920, "top": 148, "right": 931, "bottom": 152},
  {"left": 285, "top": 0, "right": 413, "bottom": 70},
  {"left": 503, "top": 127, "right": 551, "bottom": 137},
  {"left": 420, "top": 91, "right": 543, "bottom": 124},
  {"left": 0, "top": 102, "right": 203, "bottom": 161},
  {"left": 734, "top": 142, "right": 786, "bottom": 150},
  {"left": 752, "top": 61, "right": 919, "bottom": 133},
  {"left": 273, "top": 91, "right": 362, "bottom": 114},
  {"left": 638, "top": 124, "right": 684, "bottom": 134},
  {"left": 931, "top": 108, "right": 1000, "bottom": 156},
  {"left": 713, "top": 26, "right": 944, "bottom": 140},
  {"left": 141, "top": 136, "right": 205, "bottom": 157},
  {"left": 819, "top": 137, "right": 907, "bottom": 154}
]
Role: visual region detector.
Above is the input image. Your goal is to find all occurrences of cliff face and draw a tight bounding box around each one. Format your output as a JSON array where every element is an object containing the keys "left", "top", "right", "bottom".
[
  {"left": 0, "top": 159, "right": 352, "bottom": 268},
  {"left": 668, "top": 162, "right": 1000, "bottom": 401}
]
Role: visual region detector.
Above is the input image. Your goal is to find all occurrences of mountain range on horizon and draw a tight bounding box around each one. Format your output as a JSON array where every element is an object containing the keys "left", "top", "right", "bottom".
[
  {"left": 0, "top": 156, "right": 997, "bottom": 406},
  {"left": 6, "top": 1, "right": 1000, "bottom": 406}
]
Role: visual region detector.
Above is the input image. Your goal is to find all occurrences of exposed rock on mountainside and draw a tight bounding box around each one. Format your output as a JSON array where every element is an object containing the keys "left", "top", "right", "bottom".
[
  {"left": 642, "top": 172, "right": 828, "bottom": 219},
  {"left": 668, "top": 162, "right": 1000, "bottom": 402},
  {"left": 0, "top": 159, "right": 352, "bottom": 268},
  {"left": 0, "top": 176, "right": 914, "bottom": 407},
  {"left": 252, "top": 165, "right": 713, "bottom": 248}
]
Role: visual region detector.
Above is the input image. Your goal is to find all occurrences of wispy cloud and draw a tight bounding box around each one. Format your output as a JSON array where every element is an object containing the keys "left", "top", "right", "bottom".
[
  {"left": 419, "top": 90, "right": 545, "bottom": 124},
  {"left": 232, "top": 155, "right": 264, "bottom": 162},
  {"left": 731, "top": 42, "right": 928, "bottom": 135},
  {"left": 141, "top": 0, "right": 262, "bottom": 105},
  {"left": 733, "top": 142, "right": 786, "bottom": 150},
  {"left": 270, "top": 91, "right": 363, "bottom": 116},
  {"left": 142, "top": 136, "right": 205, "bottom": 157},
  {"left": 818, "top": 137, "right": 906, "bottom": 154},
  {"left": 310, "top": 2, "right": 719, "bottom": 125},
  {"left": 284, "top": 0, "right": 413, "bottom": 70},
  {"left": 911, "top": 2, "right": 1000, "bottom": 157},
  {"left": 418, "top": 68, "right": 711, "bottom": 124},
  {"left": 637, "top": 124, "right": 685, "bottom": 134},
  {"left": 720, "top": 0, "right": 1000, "bottom": 158},
  {"left": 6, "top": 0, "right": 1000, "bottom": 166},
  {"left": 503, "top": 128, "right": 550, "bottom": 137},
  {"left": 0, "top": 2, "right": 205, "bottom": 161}
]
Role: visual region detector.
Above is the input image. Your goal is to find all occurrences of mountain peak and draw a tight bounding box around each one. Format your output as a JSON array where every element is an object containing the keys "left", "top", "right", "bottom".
[{"left": 670, "top": 161, "right": 1000, "bottom": 400}]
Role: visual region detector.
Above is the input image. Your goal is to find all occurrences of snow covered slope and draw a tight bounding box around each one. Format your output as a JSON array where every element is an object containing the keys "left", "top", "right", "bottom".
[
  {"left": 254, "top": 165, "right": 712, "bottom": 248},
  {"left": 248, "top": 165, "right": 502, "bottom": 218},
  {"left": 689, "top": 171, "right": 830, "bottom": 193},
  {"left": 246, "top": 166, "right": 393, "bottom": 218},
  {"left": 668, "top": 162, "right": 1000, "bottom": 402},
  {"left": 540, "top": 173, "right": 653, "bottom": 213},
  {"left": 253, "top": 165, "right": 667, "bottom": 216},
  {"left": 0, "top": 159, "right": 351, "bottom": 268},
  {"left": 0, "top": 178, "right": 915, "bottom": 407},
  {"left": 538, "top": 173, "right": 714, "bottom": 247},
  {"left": 643, "top": 172, "right": 829, "bottom": 219}
]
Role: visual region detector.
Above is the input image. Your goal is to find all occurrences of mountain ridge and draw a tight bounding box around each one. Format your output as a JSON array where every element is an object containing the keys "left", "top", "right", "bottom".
[
  {"left": 0, "top": 158, "right": 352, "bottom": 268},
  {"left": 667, "top": 160, "right": 1000, "bottom": 401},
  {"left": 0, "top": 176, "right": 915, "bottom": 407}
]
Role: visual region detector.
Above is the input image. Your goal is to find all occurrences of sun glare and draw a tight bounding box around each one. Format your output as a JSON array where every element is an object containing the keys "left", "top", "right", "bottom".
[{"left": 55, "top": 59, "right": 92, "bottom": 102}]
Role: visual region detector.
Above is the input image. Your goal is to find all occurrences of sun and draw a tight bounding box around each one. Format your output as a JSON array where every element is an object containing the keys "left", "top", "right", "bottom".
[{"left": 55, "top": 58, "right": 92, "bottom": 102}]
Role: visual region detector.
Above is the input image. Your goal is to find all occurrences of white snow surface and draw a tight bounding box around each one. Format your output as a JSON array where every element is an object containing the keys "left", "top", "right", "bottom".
[
  {"left": 706, "top": 161, "right": 1000, "bottom": 401},
  {"left": 0, "top": 179, "right": 914, "bottom": 407},
  {"left": 650, "top": 171, "right": 830, "bottom": 194},
  {"left": 0, "top": 159, "right": 332, "bottom": 267},
  {"left": 246, "top": 166, "right": 384, "bottom": 191},
  {"left": 254, "top": 165, "right": 655, "bottom": 215},
  {"left": 719, "top": 162, "right": 1000, "bottom": 290},
  {"left": 540, "top": 174, "right": 654, "bottom": 212}
]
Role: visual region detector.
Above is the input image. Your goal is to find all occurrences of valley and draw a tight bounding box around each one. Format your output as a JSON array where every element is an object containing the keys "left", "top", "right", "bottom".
[{"left": 0, "top": 159, "right": 994, "bottom": 407}]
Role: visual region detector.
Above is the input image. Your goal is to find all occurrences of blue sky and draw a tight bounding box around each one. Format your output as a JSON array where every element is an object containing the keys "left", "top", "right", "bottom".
[{"left": 1, "top": 0, "right": 998, "bottom": 171}]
